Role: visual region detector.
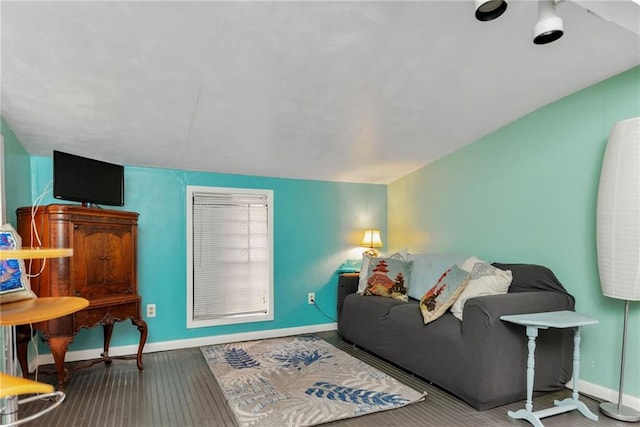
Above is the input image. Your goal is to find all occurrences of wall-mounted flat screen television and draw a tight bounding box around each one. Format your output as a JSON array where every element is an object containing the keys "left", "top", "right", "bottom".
[{"left": 53, "top": 150, "right": 124, "bottom": 207}]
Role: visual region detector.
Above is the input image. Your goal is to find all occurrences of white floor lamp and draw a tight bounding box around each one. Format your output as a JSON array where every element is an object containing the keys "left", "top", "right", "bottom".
[{"left": 596, "top": 116, "right": 640, "bottom": 422}]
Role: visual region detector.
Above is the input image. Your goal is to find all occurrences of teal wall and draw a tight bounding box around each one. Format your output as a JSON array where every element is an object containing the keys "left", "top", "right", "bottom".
[
  {"left": 388, "top": 66, "right": 640, "bottom": 398},
  {"left": 26, "top": 156, "right": 386, "bottom": 351},
  {"left": 1, "top": 116, "right": 32, "bottom": 226}
]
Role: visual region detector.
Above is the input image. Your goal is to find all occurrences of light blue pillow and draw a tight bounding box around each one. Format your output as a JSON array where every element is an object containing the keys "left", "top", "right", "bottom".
[{"left": 407, "top": 253, "right": 468, "bottom": 300}]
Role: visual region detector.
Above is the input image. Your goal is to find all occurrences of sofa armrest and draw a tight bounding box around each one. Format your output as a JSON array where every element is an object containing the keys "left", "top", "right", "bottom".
[
  {"left": 462, "top": 291, "right": 575, "bottom": 334},
  {"left": 459, "top": 291, "right": 575, "bottom": 408},
  {"left": 337, "top": 273, "right": 359, "bottom": 323}
]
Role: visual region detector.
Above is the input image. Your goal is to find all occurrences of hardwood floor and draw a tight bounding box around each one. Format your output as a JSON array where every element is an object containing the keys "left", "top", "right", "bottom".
[{"left": 17, "top": 331, "right": 631, "bottom": 426}]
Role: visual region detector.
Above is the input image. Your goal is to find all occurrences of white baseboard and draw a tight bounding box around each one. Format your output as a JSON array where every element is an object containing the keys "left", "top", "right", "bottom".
[
  {"left": 567, "top": 378, "right": 640, "bottom": 412},
  {"left": 33, "top": 323, "right": 337, "bottom": 367}
]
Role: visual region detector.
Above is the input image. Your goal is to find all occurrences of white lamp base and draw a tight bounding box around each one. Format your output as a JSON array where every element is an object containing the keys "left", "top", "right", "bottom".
[{"left": 599, "top": 402, "right": 640, "bottom": 422}]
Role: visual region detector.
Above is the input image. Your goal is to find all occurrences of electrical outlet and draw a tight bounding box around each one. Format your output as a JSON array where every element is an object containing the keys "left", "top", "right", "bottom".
[
  {"left": 147, "top": 304, "right": 156, "bottom": 318},
  {"left": 308, "top": 293, "right": 315, "bottom": 305}
]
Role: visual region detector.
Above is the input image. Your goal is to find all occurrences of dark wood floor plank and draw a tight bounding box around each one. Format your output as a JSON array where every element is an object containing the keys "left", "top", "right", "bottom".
[{"left": 14, "top": 331, "right": 631, "bottom": 426}]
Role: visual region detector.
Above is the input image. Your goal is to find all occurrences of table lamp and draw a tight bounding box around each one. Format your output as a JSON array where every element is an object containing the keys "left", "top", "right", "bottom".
[{"left": 361, "top": 229, "right": 383, "bottom": 257}]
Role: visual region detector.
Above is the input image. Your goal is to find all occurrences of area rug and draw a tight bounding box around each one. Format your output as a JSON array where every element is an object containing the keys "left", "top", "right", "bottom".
[{"left": 200, "top": 334, "right": 426, "bottom": 427}]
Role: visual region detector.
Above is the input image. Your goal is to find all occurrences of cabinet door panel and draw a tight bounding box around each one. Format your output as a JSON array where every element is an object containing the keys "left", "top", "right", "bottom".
[
  {"left": 83, "top": 231, "right": 105, "bottom": 284},
  {"left": 104, "top": 232, "right": 131, "bottom": 284},
  {"left": 72, "top": 223, "right": 134, "bottom": 299}
]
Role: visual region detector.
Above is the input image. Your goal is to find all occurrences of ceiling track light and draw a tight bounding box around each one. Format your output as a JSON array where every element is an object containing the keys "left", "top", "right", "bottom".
[
  {"left": 475, "top": 0, "right": 508, "bottom": 22},
  {"left": 533, "top": 0, "right": 564, "bottom": 45}
]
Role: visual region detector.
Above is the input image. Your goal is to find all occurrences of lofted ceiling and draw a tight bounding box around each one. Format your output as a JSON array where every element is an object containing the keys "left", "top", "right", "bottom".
[{"left": 1, "top": 1, "right": 639, "bottom": 184}]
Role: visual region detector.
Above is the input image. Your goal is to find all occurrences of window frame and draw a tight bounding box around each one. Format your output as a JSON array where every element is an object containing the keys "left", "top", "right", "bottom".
[{"left": 186, "top": 185, "right": 274, "bottom": 328}]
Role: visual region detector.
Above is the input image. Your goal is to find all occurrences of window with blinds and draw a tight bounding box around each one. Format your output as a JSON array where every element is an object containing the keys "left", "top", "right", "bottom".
[{"left": 186, "top": 186, "right": 274, "bottom": 328}]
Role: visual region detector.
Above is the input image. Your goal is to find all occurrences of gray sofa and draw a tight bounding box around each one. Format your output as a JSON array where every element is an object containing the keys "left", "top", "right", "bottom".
[{"left": 337, "top": 263, "right": 576, "bottom": 410}]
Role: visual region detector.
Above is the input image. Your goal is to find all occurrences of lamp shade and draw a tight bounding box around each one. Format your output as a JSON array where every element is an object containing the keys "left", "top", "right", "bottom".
[
  {"left": 361, "top": 229, "right": 383, "bottom": 248},
  {"left": 596, "top": 117, "right": 640, "bottom": 301}
]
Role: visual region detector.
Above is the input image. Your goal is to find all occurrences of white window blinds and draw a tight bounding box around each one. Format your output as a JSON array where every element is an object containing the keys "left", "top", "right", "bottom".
[{"left": 188, "top": 187, "right": 273, "bottom": 327}]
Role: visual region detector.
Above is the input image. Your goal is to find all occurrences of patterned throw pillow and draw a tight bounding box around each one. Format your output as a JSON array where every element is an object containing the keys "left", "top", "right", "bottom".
[
  {"left": 406, "top": 253, "right": 468, "bottom": 300},
  {"left": 0, "top": 223, "right": 36, "bottom": 304},
  {"left": 450, "top": 262, "right": 512, "bottom": 321},
  {"left": 363, "top": 256, "right": 413, "bottom": 302},
  {"left": 357, "top": 249, "right": 408, "bottom": 294},
  {"left": 419, "top": 264, "right": 470, "bottom": 324},
  {"left": 459, "top": 255, "right": 487, "bottom": 272}
]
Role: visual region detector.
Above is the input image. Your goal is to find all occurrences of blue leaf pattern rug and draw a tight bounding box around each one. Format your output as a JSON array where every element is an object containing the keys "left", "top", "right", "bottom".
[{"left": 201, "top": 335, "right": 426, "bottom": 427}]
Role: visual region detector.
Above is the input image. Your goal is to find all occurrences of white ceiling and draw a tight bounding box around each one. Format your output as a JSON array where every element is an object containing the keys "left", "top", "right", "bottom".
[{"left": 2, "top": 1, "right": 639, "bottom": 184}]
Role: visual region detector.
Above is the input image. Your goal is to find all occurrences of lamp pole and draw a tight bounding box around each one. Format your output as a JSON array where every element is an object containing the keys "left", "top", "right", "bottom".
[{"left": 599, "top": 300, "right": 640, "bottom": 422}]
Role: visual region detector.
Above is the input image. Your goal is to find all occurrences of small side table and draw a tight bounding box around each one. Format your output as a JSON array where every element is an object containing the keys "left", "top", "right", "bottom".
[{"left": 500, "top": 310, "right": 599, "bottom": 427}]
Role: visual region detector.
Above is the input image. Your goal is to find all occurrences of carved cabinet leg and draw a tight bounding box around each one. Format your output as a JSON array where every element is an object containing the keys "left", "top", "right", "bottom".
[
  {"left": 133, "top": 318, "right": 148, "bottom": 370},
  {"left": 102, "top": 322, "right": 114, "bottom": 365},
  {"left": 48, "top": 336, "right": 73, "bottom": 391}
]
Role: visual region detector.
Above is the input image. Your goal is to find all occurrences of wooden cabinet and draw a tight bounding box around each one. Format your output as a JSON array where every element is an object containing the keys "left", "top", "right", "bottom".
[{"left": 16, "top": 204, "right": 147, "bottom": 390}]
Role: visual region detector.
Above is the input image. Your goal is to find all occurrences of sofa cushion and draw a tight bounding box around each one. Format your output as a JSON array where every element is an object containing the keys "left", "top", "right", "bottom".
[
  {"left": 342, "top": 292, "right": 407, "bottom": 327},
  {"left": 419, "top": 264, "right": 470, "bottom": 324},
  {"left": 406, "top": 253, "right": 467, "bottom": 300},
  {"left": 363, "top": 256, "right": 413, "bottom": 302},
  {"left": 450, "top": 262, "right": 512, "bottom": 321}
]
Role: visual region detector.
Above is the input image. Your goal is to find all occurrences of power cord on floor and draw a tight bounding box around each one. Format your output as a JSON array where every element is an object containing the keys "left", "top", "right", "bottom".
[{"left": 312, "top": 299, "right": 337, "bottom": 323}]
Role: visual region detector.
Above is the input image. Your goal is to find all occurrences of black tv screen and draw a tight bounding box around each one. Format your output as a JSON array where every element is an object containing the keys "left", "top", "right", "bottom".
[{"left": 53, "top": 150, "right": 124, "bottom": 207}]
